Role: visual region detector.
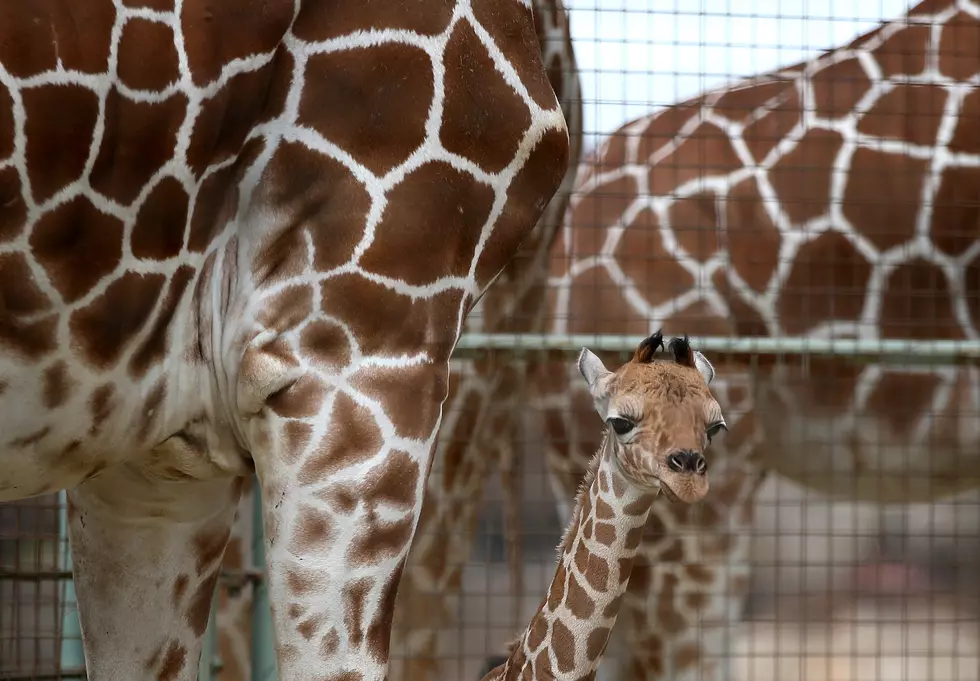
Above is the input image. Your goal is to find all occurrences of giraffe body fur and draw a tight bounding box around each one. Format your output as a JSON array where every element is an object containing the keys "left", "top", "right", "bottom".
[{"left": 0, "top": 2, "right": 570, "bottom": 679}]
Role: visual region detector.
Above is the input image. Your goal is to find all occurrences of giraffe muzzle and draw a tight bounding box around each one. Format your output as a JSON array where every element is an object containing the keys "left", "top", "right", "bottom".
[{"left": 667, "top": 450, "right": 707, "bottom": 475}]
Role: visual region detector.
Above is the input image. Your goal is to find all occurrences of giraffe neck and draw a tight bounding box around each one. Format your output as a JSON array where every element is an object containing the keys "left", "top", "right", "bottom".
[{"left": 495, "top": 434, "right": 656, "bottom": 680}]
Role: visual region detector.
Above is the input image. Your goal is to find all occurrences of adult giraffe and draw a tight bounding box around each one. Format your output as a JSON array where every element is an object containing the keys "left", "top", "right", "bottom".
[
  {"left": 203, "top": 2, "right": 584, "bottom": 677},
  {"left": 411, "top": 0, "right": 980, "bottom": 679},
  {"left": 0, "top": 2, "right": 569, "bottom": 681}
]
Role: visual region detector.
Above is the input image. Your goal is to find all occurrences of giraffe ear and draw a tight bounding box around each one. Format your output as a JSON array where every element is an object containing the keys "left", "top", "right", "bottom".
[
  {"left": 577, "top": 347, "right": 613, "bottom": 418},
  {"left": 693, "top": 350, "right": 715, "bottom": 385}
]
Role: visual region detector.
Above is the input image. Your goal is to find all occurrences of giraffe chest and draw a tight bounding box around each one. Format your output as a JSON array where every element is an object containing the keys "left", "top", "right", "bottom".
[{"left": 0, "top": 345, "right": 245, "bottom": 502}]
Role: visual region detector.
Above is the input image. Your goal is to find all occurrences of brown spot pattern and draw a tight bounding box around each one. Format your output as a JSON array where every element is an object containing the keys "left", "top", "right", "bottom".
[
  {"left": 70, "top": 272, "right": 166, "bottom": 369},
  {"left": 350, "top": 363, "right": 445, "bottom": 442},
  {"left": 742, "top": 89, "right": 802, "bottom": 162},
  {"left": 41, "top": 361, "right": 73, "bottom": 409},
  {"left": 253, "top": 141, "right": 369, "bottom": 281},
  {"left": 361, "top": 162, "right": 493, "bottom": 285},
  {"left": 171, "top": 574, "right": 189, "bottom": 606},
  {"left": 778, "top": 231, "right": 872, "bottom": 334},
  {"left": 365, "top": 558, "right": 404, "bottom": 663},
  {"left": 343, "top": 578, "right": 371, "bottom": 647},
  {"left": 0, "top": 167, "right": 27, "bottom": 243},
  {"left": 0, "top": 253, "right": 56, "bottom": 360},
  {"left": 769, "top": 128, "right": 844, "bottom": 225},
  {"left": 811, "top": 58, "right": 871, "bottom": 116},
  {"left": 874, "top": 25, "right": 929, "bottom": 77},
  {"left": 23, "top": 85, "right": 100, "bottom": 204},
  {"left": 30, "top": 196, "right": 124, "bottom": 303},
  {"left": 842, "top": 147, "right": 927, "bottom": 250},
  {"left": 441, "top": 22, "right": 531, "bottom": 173},
  {"left": 0, "top": 2, "right": 115, "bottom": 79},
  {"left": 587, "top": 627, "right": 611, "bottom": 661},
  {"left": 471, "top": 0, "right": 558, "bottom": 110},
  {"left": 132, "top": 178, "right": 189, "bottom": 261},
  {"left": 938, "top": 11, "right": 980, "bottom": 81},
  {"left": 267, "top": 375, "right": 327, "bottom": 420},
  {"left": 129, "top": 266, "right": 195, "bottom": 377},
  {"left": 299, "top": 320, "right": 351, "bottom": 372},
  {"left": 91, "top": 89, "right": 186, "bottom": 205},
  {"left": 117, "top": 19, "right": 179, "bottom": 91},
  {"left": 187, "top": 65, "right": 284, "bottom": 177},
  {"left": 157, "top": 640, "right": 187, "bottom": 681},
  {"left": 880, "top": 258, "right": 960, "bottom": 339},
  {"left": 551, "top": 619, "right": 576, "bottom": 673},
  {"left": 649, "top": 121, "right": 742, "bottom": 195},
  {"left": 565, "top": 571, "right": 595, "bottom": 619},
  {"left": 669, "top": 192, "right": 720, "bottom": 261},
  {"left": 320, "top": 274, "right": 463, "bottom": 363},
  {"left": 931, "top": 165, "right": 980, "bottom": 256},
  {"left": 290, "top": 505, "right": 335, "bottom": 554},
  {"left": 615, "top": 207, "right": 695, "bottom": 304},
  {"left": 858, "top": 84, "right": 947, "bottom": 147},
  {"left": 187, "top": 574, "right": 219, "bottom": 636},
  {"left": 293, "top": 0, "right": 452, "bottom": 42},
  {"left": 180, "top": 0, "right": 293, "bottom": 85},
  {"left": 300, "top": 44, "right": 432, "bottom": 176},
  {"left": 726, "top": 176, "right": 782, "bottom": 292},
  {"left": 297, "top": 392, "right": 383, "bottom": 483}
]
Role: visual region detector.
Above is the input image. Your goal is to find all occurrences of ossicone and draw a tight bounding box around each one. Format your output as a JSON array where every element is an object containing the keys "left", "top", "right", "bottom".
[
  {"left": 667, "top": 335, "right": 695, "bottom": 368},
  {"left": 632, "top": 330, "right": 664, "bottom": 363}
]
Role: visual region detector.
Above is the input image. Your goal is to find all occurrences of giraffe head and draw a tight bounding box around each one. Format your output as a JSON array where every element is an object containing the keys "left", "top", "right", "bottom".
[{"left": 576, "top": 331, "right": 725, "bottom": 503}]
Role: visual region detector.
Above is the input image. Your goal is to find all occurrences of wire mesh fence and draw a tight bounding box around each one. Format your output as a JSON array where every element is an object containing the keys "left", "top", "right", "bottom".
[{"left": 4, "top": 0, "right": 980, "bottom": 679}]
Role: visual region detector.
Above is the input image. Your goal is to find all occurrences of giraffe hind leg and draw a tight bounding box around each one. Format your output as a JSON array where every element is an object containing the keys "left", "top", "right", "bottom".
[{"left": 66, "top": 463, "right": 243, "bottom": 681}]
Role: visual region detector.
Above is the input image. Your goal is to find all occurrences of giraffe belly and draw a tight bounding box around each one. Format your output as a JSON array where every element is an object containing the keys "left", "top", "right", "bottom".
[
  {"left": 0, "top": 350, "right": 243, "bottom": 502},
  {"left": 753, "top": 366, "right": 980, "bottom": 503}
]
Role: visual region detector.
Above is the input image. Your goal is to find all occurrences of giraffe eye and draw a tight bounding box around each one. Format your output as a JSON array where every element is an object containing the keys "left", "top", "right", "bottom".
[
  {"left": 706, "top": 421, "right": 727, "bottom": 443},
  {"left": 608, "top": 417, "right": 635, "bottom": 435}
]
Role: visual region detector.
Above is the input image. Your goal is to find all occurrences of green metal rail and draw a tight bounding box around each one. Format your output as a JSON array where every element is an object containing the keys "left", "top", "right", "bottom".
[{"left": 452, "top": 333, "right": 980, "bottom": 360}]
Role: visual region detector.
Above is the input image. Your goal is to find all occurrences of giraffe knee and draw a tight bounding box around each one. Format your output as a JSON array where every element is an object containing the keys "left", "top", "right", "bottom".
[{"left": 236, "top": 336, "right": 304, "bottom": 416}]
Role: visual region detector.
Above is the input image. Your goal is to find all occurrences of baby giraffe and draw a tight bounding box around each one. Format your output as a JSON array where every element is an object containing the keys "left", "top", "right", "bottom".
[{"left": 480, "top": 330, "right": 726, "bottom": 681}]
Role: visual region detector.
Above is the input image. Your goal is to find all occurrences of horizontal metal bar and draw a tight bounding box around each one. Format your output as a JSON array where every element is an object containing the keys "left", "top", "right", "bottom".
[
  {"left": 453, "top": 333, "right": 980, "bottom": 360},
  {"left": 0, "top": 568, "right": 265, "bottom": 583},
  {"left": 0, "top": 667, "right": 86, "bottom": 680}
]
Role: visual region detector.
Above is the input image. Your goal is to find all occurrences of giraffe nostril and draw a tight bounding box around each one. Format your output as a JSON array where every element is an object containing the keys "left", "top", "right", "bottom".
[
  {"left": 693, "top": 454, "right": 707, "bottom": 475},
  {"left": 667, "top": 451, "right": 705, "bottom": 474}
]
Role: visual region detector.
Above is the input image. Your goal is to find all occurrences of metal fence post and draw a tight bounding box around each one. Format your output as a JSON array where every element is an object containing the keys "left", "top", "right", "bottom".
[
  {"left": 57, "top": 490, "right": 86, "bottom": 678},
  {"left": 250, "top": 477, "right": 277, "bottom": 681},
  {"left": 198, "top": 590, "right": 220, "bottom": 681}
]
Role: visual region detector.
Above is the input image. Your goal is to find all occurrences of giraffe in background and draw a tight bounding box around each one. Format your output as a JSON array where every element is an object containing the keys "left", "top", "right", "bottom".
[
  {"left": 482, "top": 332, "right": 724, "bottom": 681},
  {"left": 406, "top": 0, "right": 980, "bottom": 678},
  {"left": 0, "top": 2, "right": 568, "bottom": 680}
]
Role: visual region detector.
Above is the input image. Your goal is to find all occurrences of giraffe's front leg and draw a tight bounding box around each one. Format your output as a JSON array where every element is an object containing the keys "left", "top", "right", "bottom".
[
  {"left": 66, "top": 464, "right": 243, "bottom": 681},
  {"left": 244, "top": 354, "right": 451, "bottom": 681}
]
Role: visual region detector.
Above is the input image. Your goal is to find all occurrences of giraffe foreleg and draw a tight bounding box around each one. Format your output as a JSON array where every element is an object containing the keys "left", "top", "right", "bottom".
[
  {"left": 66, "top": 464, "right": 243, "bottom": 681},
  {"left": 390, "top": 434, "right": 495, "bottom": 681},
  {"left": 244, "top": 358, "right": 452, "bottom": 681}
]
